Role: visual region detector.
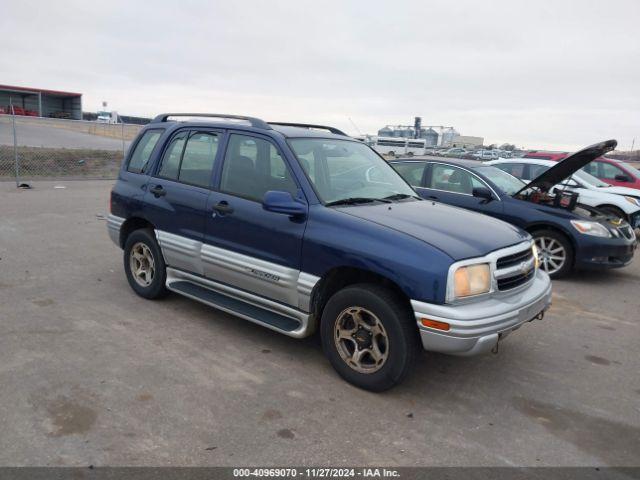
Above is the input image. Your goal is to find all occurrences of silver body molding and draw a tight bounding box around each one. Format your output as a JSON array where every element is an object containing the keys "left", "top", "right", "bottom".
[
  {"left": 412, "top": 269, "right": 552, "bottom": 356},
  {"left": 107, "top": 214, "right": 125, "bottom": 246}
]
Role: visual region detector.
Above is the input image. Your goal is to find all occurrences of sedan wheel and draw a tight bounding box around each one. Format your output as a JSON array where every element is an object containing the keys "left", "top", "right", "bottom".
[{"left": 535, "top": 236, "right": 566, "bottom": 276}]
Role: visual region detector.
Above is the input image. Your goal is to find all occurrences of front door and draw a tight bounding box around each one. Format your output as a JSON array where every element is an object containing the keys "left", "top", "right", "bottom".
[
  {"left": 203, "top": 132, "right": 307, "bottom": 307},
  {"left": 418, "top": 163, "right": 504, "bottom": 217}
]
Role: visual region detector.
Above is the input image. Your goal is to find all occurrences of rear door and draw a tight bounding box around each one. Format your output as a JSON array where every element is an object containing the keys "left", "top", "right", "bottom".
[
  {"left": 143, "top": 128, "right": 222, "bottom": 275},
  {"left": 202, "top": 132, "right": 307, "bottom": 307}
]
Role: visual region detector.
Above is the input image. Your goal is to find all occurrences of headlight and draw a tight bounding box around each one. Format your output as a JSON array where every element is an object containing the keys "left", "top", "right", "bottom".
[
  {"left": 453, "top": 263, "right": 491, "bottom": 299},
  {"left": 532, "top": 242, "right": 540, "bottom": 269},
  {"left": 570, "top": 220, "right": 611, "bottom": 238},
  {"left": 624, "top": 196, "right": 640, "bottom": 207}
]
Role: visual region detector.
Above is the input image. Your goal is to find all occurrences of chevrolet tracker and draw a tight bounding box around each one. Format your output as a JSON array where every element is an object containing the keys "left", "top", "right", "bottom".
[{"left": 108, "top": 113, "right": 552, "bottom": 391}]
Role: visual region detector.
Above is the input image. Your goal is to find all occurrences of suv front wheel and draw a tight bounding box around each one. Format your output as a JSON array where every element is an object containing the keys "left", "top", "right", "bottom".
[
  {"left": 320, "top": 284, "right": 419, "bottom": 391},
  {"left": 123, "top": 229, "right": 168, "bottom": 299}
]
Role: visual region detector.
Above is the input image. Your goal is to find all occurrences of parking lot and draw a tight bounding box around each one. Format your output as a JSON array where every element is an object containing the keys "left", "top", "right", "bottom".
[{"left": 0, "top": 180, "right": 639, "bottom": 467}]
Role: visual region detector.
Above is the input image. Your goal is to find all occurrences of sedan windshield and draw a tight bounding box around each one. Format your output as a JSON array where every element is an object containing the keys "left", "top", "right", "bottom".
[
  {"left": 288, "top": 138, "right": 416, "bottom": 204},
  {"left": 474, "top": 166, "right": 526, "bottom": 195}
]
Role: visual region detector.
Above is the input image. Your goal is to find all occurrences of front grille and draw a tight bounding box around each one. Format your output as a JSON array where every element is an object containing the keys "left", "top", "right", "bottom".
[
  {"left": 497, "top": 268, "right": 535, "bottom": 290},
  {"left": 619, "top": 225, "right": 636, "bottom": 241},
  {"left": 496, "top": 248, "right": 533, "bottom": 269},
  {"left": 495, "top": 245, "right": 535, "bottom": 291}
]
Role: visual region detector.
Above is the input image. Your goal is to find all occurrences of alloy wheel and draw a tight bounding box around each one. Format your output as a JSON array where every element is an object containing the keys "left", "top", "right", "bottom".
[
  {"left": 129, "top": 242, "right": 155, "bottom": 287},
  {"left": 534, "top": 236, "right": 566, "bottom": 275},
  {"left": 334, "top": 307, "right": 389, "bottom": 374}
]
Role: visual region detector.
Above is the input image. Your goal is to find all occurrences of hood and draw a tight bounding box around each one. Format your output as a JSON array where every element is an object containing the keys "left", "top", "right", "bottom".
[
  {"left": 596, "top": 184, "right": 640, "bottom": 198},
  {"left": 336, "top": 200, "right": 530, "bottom": 261},
  {"left": 514, "top": 139, "right": 617, "bottom": 196}
]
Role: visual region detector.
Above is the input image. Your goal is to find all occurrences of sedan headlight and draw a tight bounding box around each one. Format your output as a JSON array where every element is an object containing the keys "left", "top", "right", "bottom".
[
  {"left": 570, "top": 220, "right": 611, "bottom": 238},
  {"left": 624, "top": 196, "right": 640, "bottom": 207},
  {"left": 452, "top": 263, "right": 491, "bottom": 299}
]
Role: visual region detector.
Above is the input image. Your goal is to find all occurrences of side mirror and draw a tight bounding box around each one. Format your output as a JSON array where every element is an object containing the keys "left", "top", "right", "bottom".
[
  {"left": 262, "top": 191, "right": 306, "bottom": 217},
  {"left": 472, "top": 187, "right": 493, "bottom": 201},
  {"left": 615, "top": 174, "right": 631, "bottom": 182}
]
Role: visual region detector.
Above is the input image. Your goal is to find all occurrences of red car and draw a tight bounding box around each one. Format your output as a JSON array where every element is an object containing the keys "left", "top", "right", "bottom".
[
  {"left": 525, "top": 151, "right": 640, "bottom": 191},
  {"left": 582, "top": 157, "right": 640, "bottom": 190}
]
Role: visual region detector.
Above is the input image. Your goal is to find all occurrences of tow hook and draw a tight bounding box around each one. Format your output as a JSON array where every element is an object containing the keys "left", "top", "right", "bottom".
[
  {"left": 535, "top": 311, "right": 545, "bottom": 321},
  {"left": 491, "top": 343, "right": 499, "bottom": 355}
]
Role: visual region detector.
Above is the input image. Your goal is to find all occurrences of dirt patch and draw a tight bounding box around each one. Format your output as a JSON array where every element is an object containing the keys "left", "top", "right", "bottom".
[{"left": 46, "top": 397, "right": 97, "bottom": 437}]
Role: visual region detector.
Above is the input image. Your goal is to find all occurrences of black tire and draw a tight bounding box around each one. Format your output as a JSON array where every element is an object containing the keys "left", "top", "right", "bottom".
[
  {"left": 320, "top": 284, "right": 419, "bottom": 392},
  {"left": 123, "top": 228, "right": 168, "bottom": 299},
  {"left": 532, "top": 229, "right": 573, "bottom": 279},
  {"left": 597, "top": 205, "right": 627, "bottom": 222}
]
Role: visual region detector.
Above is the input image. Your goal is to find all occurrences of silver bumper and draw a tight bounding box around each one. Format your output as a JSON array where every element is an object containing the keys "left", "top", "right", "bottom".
[
  {"left": 107, "top": 214, "right": 124, "bottom": 247},
  {"left": 411, "top": 269, "right": 552, "bottom": 356}
]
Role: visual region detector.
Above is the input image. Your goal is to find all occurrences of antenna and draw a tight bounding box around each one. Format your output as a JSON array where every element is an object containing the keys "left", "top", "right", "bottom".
[{"left": 348, "top": 117, "right": 362, "bottom": 135}]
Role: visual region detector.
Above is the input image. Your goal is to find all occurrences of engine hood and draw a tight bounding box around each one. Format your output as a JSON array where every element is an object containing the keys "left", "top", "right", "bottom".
[
  {"left": 335, "top": 200, "right": 530, "bottom": 261},
  {"left": 596, "top": 185, "right": 640, "bottom": 198},
  {"left": 515, "top": 139, "right": 617, "bottom": 195}
]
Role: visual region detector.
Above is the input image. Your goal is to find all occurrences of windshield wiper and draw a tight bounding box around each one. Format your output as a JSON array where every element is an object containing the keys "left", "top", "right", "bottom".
[
  {"left": 383, "top": 193, "right": 421, "bottom": 201},
  {"left": 325, "top": 197, "right": 392, "bottom": 207}
]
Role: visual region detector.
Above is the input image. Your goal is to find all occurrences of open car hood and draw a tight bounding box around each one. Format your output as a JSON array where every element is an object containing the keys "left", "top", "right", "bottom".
[{"left": 513, "top": 139, "right": 617, "bottom": 196}]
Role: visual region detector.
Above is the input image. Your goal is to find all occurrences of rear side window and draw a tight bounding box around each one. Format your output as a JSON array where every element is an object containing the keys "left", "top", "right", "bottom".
[
  {"left": 179, "top": 133, "right": 219, "bottom": 188},
  {"left": 429, "top": 164, "right": 475, "bottom": 194},
  {"left": 393, "top": 162, "right": 426, "bottom": 187},
  {"left": 127, "top": 130, "right": 162, "bottom": 173},
  {"left": 156, "top": 131, "right": 219, "bottom": 188}
]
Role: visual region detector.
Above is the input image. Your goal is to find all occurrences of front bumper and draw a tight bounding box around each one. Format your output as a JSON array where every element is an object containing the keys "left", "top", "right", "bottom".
[
  {"left": 574, "top": 237, "right": 636, "bottom": 270},
  {"left": 411, "top": 269, "right": 552, "bottom": 356}
]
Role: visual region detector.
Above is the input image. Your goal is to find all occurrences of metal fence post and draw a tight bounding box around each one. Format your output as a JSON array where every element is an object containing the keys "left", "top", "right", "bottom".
[
  {"left": 10, "top": 99, "right": 20, "bottom": 188},
  {"left": 121, "top": 122, "right": 125, "bottom": 157}
]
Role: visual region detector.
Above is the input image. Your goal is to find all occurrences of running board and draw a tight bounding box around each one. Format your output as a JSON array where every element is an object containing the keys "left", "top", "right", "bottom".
[{"left": 165, "top": 268, "right": 315, "bottom": 338}]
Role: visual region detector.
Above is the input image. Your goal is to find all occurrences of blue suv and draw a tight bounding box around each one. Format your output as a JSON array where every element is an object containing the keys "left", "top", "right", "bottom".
[{"left": 108, "top": 113, "right": 552, "bottom": 391}]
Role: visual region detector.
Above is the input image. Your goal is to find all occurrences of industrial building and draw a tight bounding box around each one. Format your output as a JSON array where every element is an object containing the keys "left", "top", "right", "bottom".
[
  {"left": 444, "top": 135, "right": 484, "bottom": 148},
  {"left": 0, "top": 84, "right": 82, "bottom": 120},
  {"left": 377, "top": 117, "right": 460, "bottom": 147}
]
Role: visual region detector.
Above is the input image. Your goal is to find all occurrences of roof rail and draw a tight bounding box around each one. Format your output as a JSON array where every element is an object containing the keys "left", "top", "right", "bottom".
[
  {"left": 268, "top": 122, "right": 347, "bottom": 136},
  {"left": 151, "top": 113, "right": 272, "bottom": 130}
]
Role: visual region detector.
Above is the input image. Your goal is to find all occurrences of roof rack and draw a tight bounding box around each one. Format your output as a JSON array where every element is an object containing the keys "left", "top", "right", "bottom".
[
  {"left": 151, "top": 113, "right": 272, "bottom": 130},
  {"left": 268, "top": 122, "right": 347, "bottom": 136}
]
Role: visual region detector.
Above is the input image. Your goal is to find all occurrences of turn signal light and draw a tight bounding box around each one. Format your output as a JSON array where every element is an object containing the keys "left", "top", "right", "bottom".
[{"left": 421, "top": 318, "right": 450, "bottom": 331}]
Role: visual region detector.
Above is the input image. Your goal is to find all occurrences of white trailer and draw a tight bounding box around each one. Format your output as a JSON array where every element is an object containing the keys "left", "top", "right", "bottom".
[{"left": 371, "top": 136, "right": 426, "bottom": 157}]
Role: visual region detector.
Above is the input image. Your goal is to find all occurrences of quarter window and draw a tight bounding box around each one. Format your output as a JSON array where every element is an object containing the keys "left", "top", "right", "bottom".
[
  {"left": 221, "top": 134, "right": 297, "bottom": 201},
  {"left": 127, "top": 129, "right": 162, "bottom": 173}
]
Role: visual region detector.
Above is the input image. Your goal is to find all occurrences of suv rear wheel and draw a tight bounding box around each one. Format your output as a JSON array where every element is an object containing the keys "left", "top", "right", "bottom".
[
  {"left": 320, "top": 284, "right": 418, "bottom": 391},
  {"left": 123, "top": 229, "right": 168, "bottom": 299}
]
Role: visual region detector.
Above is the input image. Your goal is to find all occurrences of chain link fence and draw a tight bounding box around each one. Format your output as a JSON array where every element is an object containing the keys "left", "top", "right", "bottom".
[{"left": 0, "top": 114, "right": 144, "bottom": 183}]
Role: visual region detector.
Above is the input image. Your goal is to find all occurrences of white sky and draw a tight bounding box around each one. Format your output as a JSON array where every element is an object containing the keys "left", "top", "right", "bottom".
[{"left": 2, "top": 0, "right": 638, "bottom": 150}]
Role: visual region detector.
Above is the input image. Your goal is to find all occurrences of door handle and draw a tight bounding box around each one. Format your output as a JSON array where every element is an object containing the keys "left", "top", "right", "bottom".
[
  {"left": 150, "top": 185, "right": 166, "bottom": 197},
  {"left": 212, "top": 201, "right": 234, "bottom": 215},
  {"left": 427, "top": 195, "right": 438, "bottom": 200}
]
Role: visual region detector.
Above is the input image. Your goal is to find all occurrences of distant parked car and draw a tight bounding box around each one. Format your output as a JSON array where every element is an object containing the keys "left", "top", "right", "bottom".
[
  {"left": 473, "top": 150, "right": 501, "bottom": 161},
  {"left": 390, "top": 140, "right": 637, "bottom": 278},
  {"left": 443, "top": 148, "right": 467, "bottom": 158},
  {"left": 523, "top": 151, "right": 568, "bottom": 161},
  {"left": 581, "top": 157, "right": 640, "bottom": 190},
  {"left": 487, "top": 158, "right": 640, "bottom": 225}
]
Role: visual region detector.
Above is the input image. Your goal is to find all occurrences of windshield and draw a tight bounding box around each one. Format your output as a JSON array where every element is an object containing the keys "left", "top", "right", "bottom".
[
  {"left": 474, "top": 166, "right": 526, "bottom": 195},
  {"left": 288, "top": 138, "right": 416, "bottom": 204},
  {"left": 573, "top": 169, "right": 610, "bottom": 187}
]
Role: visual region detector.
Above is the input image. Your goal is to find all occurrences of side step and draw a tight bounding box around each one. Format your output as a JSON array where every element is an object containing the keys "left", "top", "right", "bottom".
[{"left": 167, "top": 280, "right": 302, "bottom": 334}]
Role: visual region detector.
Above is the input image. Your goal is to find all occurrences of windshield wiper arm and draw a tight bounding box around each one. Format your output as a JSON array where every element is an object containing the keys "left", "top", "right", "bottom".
[
  {"left": 325, "top": 197, "right": 392, "bottom": 207},
  {"left": 383, "top": 193, "right": 421, "bottom": 201}
]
